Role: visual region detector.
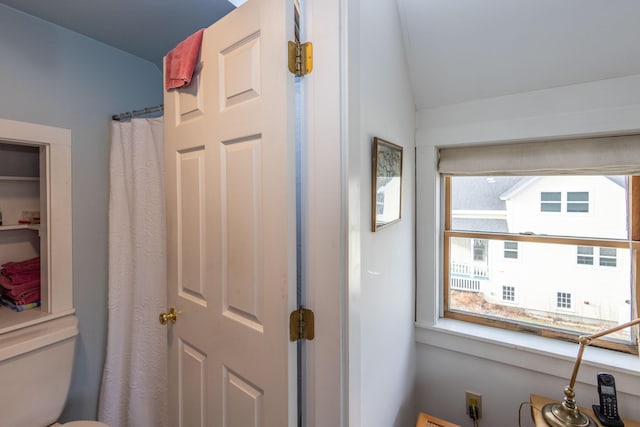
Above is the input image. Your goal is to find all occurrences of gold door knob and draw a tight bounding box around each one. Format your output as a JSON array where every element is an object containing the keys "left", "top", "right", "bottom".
[{"left": 159, "top": 307, "right": 177, "bottom": 325}]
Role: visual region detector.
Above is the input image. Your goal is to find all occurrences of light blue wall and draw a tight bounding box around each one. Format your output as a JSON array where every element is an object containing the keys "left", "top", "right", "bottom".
[{"left": 0, "top": 5, "right": 162, "bottom": 421}]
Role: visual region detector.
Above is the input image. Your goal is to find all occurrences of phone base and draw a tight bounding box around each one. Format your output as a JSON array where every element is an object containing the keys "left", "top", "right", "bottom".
[{"left": 592, "top": 405, "right": 624, "bottom": 427}]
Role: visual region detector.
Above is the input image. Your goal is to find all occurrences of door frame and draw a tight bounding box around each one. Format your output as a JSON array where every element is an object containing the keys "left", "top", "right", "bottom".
[{"left": 300, "top": 0, "right": 349, "bottom": 426}]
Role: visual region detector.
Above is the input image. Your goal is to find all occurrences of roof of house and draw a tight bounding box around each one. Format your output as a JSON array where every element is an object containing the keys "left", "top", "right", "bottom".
[{"left": 451, "top": 176, "right": 523, "bottom": 210}]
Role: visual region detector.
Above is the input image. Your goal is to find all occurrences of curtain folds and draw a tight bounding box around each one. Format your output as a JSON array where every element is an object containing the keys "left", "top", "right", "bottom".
[{"left": 98, "top": 117, "right": 167, "bottom": 427}]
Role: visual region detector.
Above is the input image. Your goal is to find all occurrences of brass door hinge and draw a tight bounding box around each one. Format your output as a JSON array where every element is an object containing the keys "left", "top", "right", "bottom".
[
  {"left": 289, "top": 306, "right": 315, "bottom": 341},
  {"left": 288, "top": 41, "right": 313, "bottom": 77}
]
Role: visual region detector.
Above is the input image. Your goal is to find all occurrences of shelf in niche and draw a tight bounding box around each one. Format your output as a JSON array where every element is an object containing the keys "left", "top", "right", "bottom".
[
  {"left": 0, "top": 224, "right": 40, "bottom": 233},
  {"left": 0, "top": 176, "right": 39, "bottom": 182},
  {"left": 0, "top": 306, "right": 49, "bottom": 335}
]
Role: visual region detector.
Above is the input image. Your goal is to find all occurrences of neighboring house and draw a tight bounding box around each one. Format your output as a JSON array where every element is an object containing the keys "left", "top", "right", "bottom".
[{"left": 450, "top": 176, "right": 630, "bottom": 326}]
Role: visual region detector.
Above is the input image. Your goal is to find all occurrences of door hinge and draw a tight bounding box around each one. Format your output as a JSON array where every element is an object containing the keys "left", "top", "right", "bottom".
[
  {"left": 289, "top": 306, "right": 315, "bottom": 341},
  {"left": 288, "top": 41, "right": 313, "bottom": 77}
]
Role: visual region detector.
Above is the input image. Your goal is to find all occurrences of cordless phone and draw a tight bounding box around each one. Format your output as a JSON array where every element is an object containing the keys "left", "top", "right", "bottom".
[{"left": 592, "top": 372, "right": 624, "bottom": 427}]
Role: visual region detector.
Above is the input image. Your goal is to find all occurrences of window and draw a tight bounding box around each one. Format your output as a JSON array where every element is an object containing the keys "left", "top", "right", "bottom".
[
  {"left": 502, "top": 285, "right": 515, "bottom": 302},
  {"left": 577, "top": 246, "right": 617, "bottom": 267},
  {"left": 443, "top": 174, "right": 636, "bottom": 353},
  {"left": 541, "top": 192, "right": 561, "bottom": 212},
  {"left": 577, "top": 246, "right": 594, "bottom": 265},
  {"left": 504, "top": 241, "right": 518, "bottom": 259},
  {"left": 473, "top": 239, "right": 487, "bottom": 262},
  {"left": 599, "top": 247, "right": 617, "bottom": 267},
  {"left": 437, "top": 136, "right": 640, "bottom": 353},
  {"left": 567, "top": 191, "right": 589, "bottom": 213},
  {"left": 556, "top": 292, "right": 572, "bottom": 309}
]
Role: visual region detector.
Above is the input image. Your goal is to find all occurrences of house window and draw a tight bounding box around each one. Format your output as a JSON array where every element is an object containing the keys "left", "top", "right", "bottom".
[
  {"left": 567, "top": 191, "right": 589, "bottom": 213},
  {"left": 442, "top": 173, "right": 636, "bottom": 353},
  {"left": 473, "top": 239, "right": 487, "bottom": 262},
  {"left": 504, "top": 241, "right": 518, "bottom": 259},
  {"left": 577, "top": 246, "right": 594, "bottom": 265},
  {"left": 599, "top": 247, "right": 617, "bottom": 267},
  {"left": 540, "top": 192, "right": 561, "bottom": 212},
  {"left": 557, "top": 292, "right": 572, "bottom": 309},
  {"left": 502, "top": 285, "right": 515, "bottom": 302}
]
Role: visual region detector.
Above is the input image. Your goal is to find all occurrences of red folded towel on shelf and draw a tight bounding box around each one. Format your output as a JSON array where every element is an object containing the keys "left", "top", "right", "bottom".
[
  {"left": 1, "top": 256, "right": 40, "bottom": 275},
  {"left": 165, "top": 28, "right": 205, "bottom": 90},
  {"left": 1, "top": 270, "right": 39, "bottom": 285},
  {"left": 1, "top": 278, "right": 40, "bottom": 298},
  {"left": 0, "top": 256, "right": 41, "bottom": 306},
  {"left": 6, "top": 286, "right": 40, "bottom": 305}
]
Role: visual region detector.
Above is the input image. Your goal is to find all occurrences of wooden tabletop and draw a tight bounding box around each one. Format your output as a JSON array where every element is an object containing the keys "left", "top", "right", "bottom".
[
  {"left": 530, "top": 394, "right": 640, "bottom": 427},
  {"left": 415, "top": 412, "right": 461, "bottom": 427}
]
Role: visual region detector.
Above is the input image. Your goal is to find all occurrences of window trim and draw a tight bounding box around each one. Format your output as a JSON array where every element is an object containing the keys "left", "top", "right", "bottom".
[{"left": 443, "top": 176, "right": 640, "bottom": 354}]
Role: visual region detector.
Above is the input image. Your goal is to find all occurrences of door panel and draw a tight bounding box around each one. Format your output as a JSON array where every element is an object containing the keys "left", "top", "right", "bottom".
[
  {"left": 164, "top": 0, "right": 296, "bottom": 426},
  {"left": 220, "top": 33, "right": 261, "bottom": 108},
  {"left": 222, "top": 137, "right": 263, "bottom": 328},
  {"left": 179, "top": 340, "right": 207, "bottom": 427},
  {"left": 223, "top": 367, "right": 263, "bottom": 427},
  {"left": 176, "top": 148, "right": 207, "bottom": 305}
]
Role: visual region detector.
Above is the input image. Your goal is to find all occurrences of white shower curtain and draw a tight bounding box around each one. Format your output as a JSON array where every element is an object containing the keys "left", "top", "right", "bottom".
[{"left": 99, "top": 117, "right": 168, "bottom": 427}]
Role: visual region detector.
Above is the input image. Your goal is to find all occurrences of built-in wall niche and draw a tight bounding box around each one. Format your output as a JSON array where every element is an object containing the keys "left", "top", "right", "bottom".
[{"left": 0, "top": 119, "right": 72, "bottom": 334}]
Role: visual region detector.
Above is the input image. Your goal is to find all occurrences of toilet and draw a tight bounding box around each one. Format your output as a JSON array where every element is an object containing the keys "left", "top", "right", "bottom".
[{"left": 0, "top": 315, "right": 109, "bottom": 427}]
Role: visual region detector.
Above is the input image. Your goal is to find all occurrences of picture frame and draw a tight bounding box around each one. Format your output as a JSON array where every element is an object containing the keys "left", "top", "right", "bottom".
[{"left": 371, "top": 137, "right": 403, "bottom": 231}]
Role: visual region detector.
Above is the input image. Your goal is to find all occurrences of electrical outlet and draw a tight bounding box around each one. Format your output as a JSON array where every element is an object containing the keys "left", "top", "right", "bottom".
[{"left": 465, "top": 391, "right": 482, "bottom": 420}]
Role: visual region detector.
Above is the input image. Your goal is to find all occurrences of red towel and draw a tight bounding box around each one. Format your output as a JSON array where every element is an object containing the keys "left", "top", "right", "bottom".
[
  {"left": 10, "top": 288, "right": 40, "bottom": 305},
  {"left": 3, "top": 270, "right": 39, "bottom": 285},
  {"left": 2, "top": 256, "right": 40, "bottom": 275},
  {"left": 165, "top": 29, "right": 205, "bottom": 90},
  {"left": 2, "top": 279, "right": 40, "bottom": 298}
]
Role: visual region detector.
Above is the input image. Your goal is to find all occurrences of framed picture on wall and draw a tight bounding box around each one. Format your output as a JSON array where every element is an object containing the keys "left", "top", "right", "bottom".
[{"left": 371, "top": 137, "right": 403, "bottom": 231}]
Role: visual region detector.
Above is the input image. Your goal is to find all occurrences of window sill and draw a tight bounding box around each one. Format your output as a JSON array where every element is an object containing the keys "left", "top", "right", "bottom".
[{"left": 415, "top": 318, "right": 640, "bottom": 396}]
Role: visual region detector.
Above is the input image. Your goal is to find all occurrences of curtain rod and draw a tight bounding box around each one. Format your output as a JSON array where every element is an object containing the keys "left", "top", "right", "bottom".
[{"left": 112, "top": 104, "right": 164, "bottom": 121}]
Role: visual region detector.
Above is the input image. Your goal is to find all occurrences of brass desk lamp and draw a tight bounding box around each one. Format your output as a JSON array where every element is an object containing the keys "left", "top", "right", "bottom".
[{"left": 542, "top": 317, "right": 640, "bottom": 427}]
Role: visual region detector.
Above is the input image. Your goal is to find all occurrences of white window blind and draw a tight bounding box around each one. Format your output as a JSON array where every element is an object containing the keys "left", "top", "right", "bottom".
[{"left": 438, "top": 135, "right": 640, "bottom": 175}]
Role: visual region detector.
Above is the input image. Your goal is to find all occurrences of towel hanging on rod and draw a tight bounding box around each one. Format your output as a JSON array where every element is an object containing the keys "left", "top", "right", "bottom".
[{"left": 112, "top": 104, "right": 164, "bottom": 121}]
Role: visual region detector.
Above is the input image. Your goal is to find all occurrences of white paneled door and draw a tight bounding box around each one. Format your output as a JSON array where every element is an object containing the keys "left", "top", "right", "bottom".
[{"left": 163, "top": 0, "right": 297, "bottom": 425}]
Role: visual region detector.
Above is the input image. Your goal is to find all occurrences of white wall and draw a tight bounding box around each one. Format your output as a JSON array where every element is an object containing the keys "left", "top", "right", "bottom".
[
  {"left": 0, "top": 5, "right": 162, "bottom": 421},
  {"left": 348, "top": 0, "right": 417, "bottom": 425},
  {"left": 415, "top": 75, "right": 640, "bottom": 425}
]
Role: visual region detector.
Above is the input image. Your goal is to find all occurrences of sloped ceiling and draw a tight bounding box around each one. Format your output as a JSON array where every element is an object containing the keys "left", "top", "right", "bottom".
[
  {"left": 397, "top": 0, "right": 640, "bottom": 109},
  {"left": 0, "top": 0, "right": 234, "bottom": 66},
  {"left": 3, "top": 0, "right": 640, "bottom": 109}
]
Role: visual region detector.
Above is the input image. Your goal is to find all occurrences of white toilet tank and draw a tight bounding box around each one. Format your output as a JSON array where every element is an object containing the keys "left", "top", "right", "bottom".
[{"left": 0, "top": 315, "right": 79, "bottom": 427}]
